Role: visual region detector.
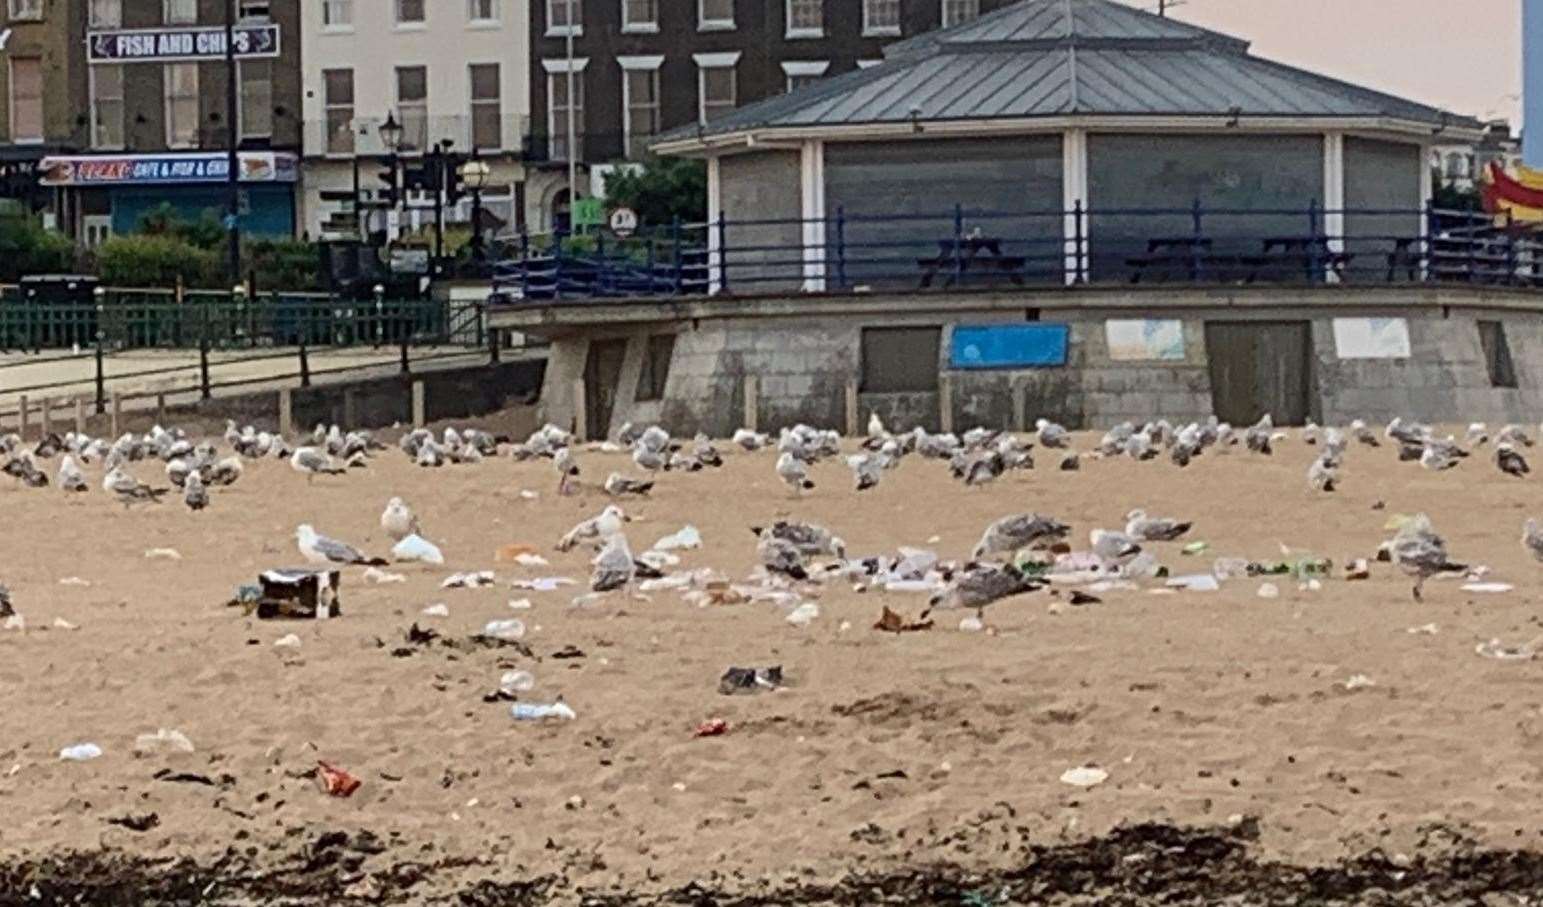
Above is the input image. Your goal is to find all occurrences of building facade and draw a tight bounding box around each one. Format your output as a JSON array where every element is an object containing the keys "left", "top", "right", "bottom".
[
  {"left": 1433, "top": 120, "right": 1523, "bottom": 194},
  {"left": 525, "top": 0, "right": 1015, "bottom": 231},
  {"left": 0, "top": 0, "right": 83, "bottom": 214},
  {"left": 298, "top": 0, "right": 530, "bottom": 243},
  {"left": 36, "top": 0, "right": 303, "bottom": 245}
]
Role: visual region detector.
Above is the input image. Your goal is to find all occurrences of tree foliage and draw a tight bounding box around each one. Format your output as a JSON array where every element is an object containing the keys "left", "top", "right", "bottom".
[
  {"left": 602, "top": 157, "right": 708, "bottom": 226},
  {"left": 0, "top": 206, "right": 76, "bottom": 281}
]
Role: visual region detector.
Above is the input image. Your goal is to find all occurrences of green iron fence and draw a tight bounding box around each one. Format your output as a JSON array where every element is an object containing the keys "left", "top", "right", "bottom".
[{"left": 0, "top": 286, "right": 479, "bottom": 353}]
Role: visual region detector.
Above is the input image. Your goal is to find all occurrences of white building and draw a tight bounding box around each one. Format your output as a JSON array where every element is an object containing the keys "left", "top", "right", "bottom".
[
  {"left": 1432, "top": 120, "right": 1522, "bottom": 193},
  {"left": 298, "top": 0, "right": 529, "bottom": 243}
]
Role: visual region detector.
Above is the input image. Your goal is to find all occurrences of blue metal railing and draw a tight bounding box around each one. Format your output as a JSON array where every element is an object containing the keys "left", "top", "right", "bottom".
[{"left": 487, "top": 202, "right": 1543, "bottom": 304}]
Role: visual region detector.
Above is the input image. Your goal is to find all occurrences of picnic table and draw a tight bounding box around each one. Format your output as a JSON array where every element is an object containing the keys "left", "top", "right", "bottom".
[
  {"left": 918, "top": 236, "right": 1026, "bottom": 288},
  {"left": 1254, "top": 236, "right": 1354, "bottom": 282},
  {"left": 1127, "top": 237, "right": 1216, "bottom": 283}
]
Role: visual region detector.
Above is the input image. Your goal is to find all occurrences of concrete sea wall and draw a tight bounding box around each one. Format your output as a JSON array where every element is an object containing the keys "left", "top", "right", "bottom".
[{"left": 497, "top": 286, "right": 1543, "bottom": 438}]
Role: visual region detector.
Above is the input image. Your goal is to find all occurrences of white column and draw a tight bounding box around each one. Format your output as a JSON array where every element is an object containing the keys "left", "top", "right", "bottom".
[
  {"left": 1061, "top": 128, "right": 1089, "bottom": 285},
  {"left": 800, "top": 140, "right": 826, "bottom": 293},
  {"left": 1321, "top": 131, "right": 1346, "bottom": 282},
  {"left": 706, "top": 154, "right": 722, "bottom": 295},
  {"left": 1418, "top": 143, "right": 1434, "bottom": 280}
]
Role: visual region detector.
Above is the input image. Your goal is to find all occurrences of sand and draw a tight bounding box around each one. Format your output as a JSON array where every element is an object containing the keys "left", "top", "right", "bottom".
[{"left": 3, "top": 425, "right": 1543, "bottom": 902}]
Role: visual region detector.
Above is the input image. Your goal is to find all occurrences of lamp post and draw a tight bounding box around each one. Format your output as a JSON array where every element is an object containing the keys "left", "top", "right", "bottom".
[
  {"left": 379, "top": 112, "right": 404, "bottom": 242},
  {"left": 565, "top": 0, "right": 578, "bottom": 224},
  {"left": 223, "top": 1, "right": 240, "bottom": 286},
  {"left": 459, "top": 153, "right": 491, "bottom": 262}
]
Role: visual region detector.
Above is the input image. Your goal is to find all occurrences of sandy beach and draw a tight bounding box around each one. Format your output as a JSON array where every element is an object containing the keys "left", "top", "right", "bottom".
[{"left": 4, "top": 423, "right": 1543, "bottom": 903}]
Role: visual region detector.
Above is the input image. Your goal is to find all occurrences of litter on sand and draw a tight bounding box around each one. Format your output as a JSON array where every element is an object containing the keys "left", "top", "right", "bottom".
[
  {"left": 442, "top": 571, "right": 496, "bottom": 589},
  {"left": 363, "top": 567, "right": 406, "bottom": 584},
  {"left": 1461, "top": 582, "right": 1514, "bottom": 594},
  {"left": 653, "top": 526, "right": 702, "bottom": 551},
  {"left": 421, "top": 603, "right": 450, "bottom": 617},
  {"left": 511, "top": 577, "right": 577, "bottom": 592},
  {"left": 1166, "top": 574, "right": 1220, "bottom": 592},
  {"left": 392, "top": 534, "right": 445, "bottom": 565},
  {"left": 144, "top": 548, "right": 182, "bottom": 561},
  {"left": 1060, "top": 766, "right": 1109, "bottom": 788},
  {"left": 1476, "top": 638, "right": 1539, "bottom": 661},
  {"left": 59, "top": 744, "right": 103, "bottom": 762}
]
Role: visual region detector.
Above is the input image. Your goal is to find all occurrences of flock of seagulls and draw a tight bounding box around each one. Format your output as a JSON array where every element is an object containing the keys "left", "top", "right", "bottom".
[{"left": 5, "top": 407, "right": 1543, "bottom": 609}]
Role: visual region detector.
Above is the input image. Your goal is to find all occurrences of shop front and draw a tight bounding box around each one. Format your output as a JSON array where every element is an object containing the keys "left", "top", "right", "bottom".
[{"left": 38, "top": 151, "right": 299, "bottom": 245}]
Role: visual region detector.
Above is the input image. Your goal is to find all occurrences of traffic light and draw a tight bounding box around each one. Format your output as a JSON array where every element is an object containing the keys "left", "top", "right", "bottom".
[
  {"left": 377, "top": 165, "right": 399, "bottom": 206},
  {"left": 443, "top": 153, "right": 467, "bottom": 205}
]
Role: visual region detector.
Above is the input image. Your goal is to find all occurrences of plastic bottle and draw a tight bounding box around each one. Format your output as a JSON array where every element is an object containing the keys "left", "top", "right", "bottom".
[
  {"left": 59, "top": 743, "right": 103, "bottom": 762},
  {"left": 499, "top": 670, "right": 536, "bottom": 696},
  {"left": 483, "top": 618, "right": 526, "bottom": 641},
  {"left": 511, "top": 701, "right": 575, "bottom": 721}
]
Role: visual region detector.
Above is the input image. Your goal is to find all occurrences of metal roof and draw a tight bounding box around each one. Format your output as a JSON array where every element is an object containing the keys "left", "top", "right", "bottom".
[{"left": 657, "top": 0, "right": 1479, "bottom": 149}]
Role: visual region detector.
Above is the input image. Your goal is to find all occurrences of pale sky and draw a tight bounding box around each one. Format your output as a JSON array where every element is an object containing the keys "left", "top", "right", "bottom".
[{"left": 1131, "top": 0, "right": 1524, "bottom": 127}]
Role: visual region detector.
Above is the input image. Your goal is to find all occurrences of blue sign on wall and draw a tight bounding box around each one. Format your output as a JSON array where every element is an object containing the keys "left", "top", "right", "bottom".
[{"left": 950, "top": 324, "right": 1069, "bottom": 369}]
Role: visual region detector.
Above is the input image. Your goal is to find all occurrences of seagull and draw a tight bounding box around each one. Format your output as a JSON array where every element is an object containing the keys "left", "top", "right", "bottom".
[
  {"left": 1308, "top": 453, "right": 1339, "bottom": 492},
  {"left": 557, "top": 505, "right": 627, "bottom": 552},
  {"left": 751, "top": 520, "right": 846, "bottom": 559},
  {"left": 1499, "top": 424, "right": 1535, "bottom": 448},
  {"left": 972, "top": 513, "right": 1070, "bottom": 560},
  {"left": 604, "top": 472, "right": 654, "bottom": 497},
  {"left": 205, "top": 456, "right": 243, "bottom": 487},
  {"left": 690, "top": 434, "right": 724, "bottom": 468},
  {"left": 733, "top": 428, "right": 769, "bottom": 451},
  {"left": 1244, "top": 414, "right": 1274, "bottom": 455},
  {"left": 867, "top": 412, "right": 887, "bottom": 440},
  {"left": 1059, "top": 452, "right": 1080, "bottom": 471},
  {"left": 1389, "top": 514, "right": 1465, "bottom": 601},
  {"left": 590, "top": 533, "right": 635, "bottom": 592},
  {"left": 1098, "top": 423, "right": 1133, "bottom": 457},
  {"left": 380, "top": 497, "right": 420, "bottom": 541},
  {"left": 183, "top": 472, "right": 208, "bottom": 511},
  {"left": 1090, "top": 528, "right": 1142, "bottom": 563},
  {"left": 554, "top": 447, "right": 579, "bottom": 495},
  {"left": 290, "top": 447, "right": 344, "bottom": 482},
  {"left": 1035, "top": 418, "right": 1070, "bottom": 449},
  {"left": 953, "top": 449, "right": 1004, "bottom": 486},
  {"left": 1350, "top": 419, "right": 1380, "bottom": 447},
  {"left": 776, "top": 452, "right": 814, "bottom": 495},
  {"left": 57, "top": 455, "right": 87, "bottom": 493},
  {"left": 1522, "top": 519, "right": 1543, "bottom": 564},
  {"left": 756, "top": 530, "right": 809, "bottom": 581},
  {"left": 102, "top": 467, "right": 164, "bottom": 507},
  {"left": 1497, "top": 442, "right": 1530, "bottom": 478},
  {"left": 296, "top": 524, "right": 387, "bottom": 567},
  {"left": 924, "top": 563, "right": 1039, "bottom": 622},
  {"left": 847, "top": 452, "right": 883, "bottom": 491},
  {"left": 1420, "top": 444, "right": 1458, "bottom": 472},
  {"left": 632, "top": 444, "right": 667, "bottom": 474},
  {"left": 1464, "top": 422, "right": 1490, "bottom": 447},
  {"left": 1301, "top": 421, "right": 1321, "bottom": 445},
  {"left": 1124, "top": 509, "right": 1192, "bottom": 541}
]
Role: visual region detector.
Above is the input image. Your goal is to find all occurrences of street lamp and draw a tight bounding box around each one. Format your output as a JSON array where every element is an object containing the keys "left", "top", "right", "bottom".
[
  {"left": 379, "top": 112, "right": 403, "bottom": 154},
  {"left": 459, "top": 154, "right": 491, "bottom": 261}
]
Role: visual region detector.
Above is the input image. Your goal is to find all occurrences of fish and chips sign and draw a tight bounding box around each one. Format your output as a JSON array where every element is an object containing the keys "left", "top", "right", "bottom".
[{"left": 87, "top": 24, "right": 280, "bottom": 64}]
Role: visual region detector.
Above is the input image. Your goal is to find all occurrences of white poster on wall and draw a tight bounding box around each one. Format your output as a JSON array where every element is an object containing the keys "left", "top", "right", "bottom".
[
  {"left": 1106, "top": 319, "right": 1185, "bottom": 361},
  {"left": 1333, "top": 317, "right": 1411, "bottom": 359}
]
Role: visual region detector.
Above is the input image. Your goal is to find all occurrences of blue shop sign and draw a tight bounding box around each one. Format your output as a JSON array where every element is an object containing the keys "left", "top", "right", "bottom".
[{"left": 950, "top": 324, "right": 1069, "bottom": 369}]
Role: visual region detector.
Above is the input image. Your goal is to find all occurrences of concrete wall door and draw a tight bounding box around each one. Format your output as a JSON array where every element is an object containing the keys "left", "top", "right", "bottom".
[
  {"left": 584, "top": 339, "right": 628, "bottom": 441},
  {"left": 1204, "top": 321, "right": 1313, "bottom": 426}
]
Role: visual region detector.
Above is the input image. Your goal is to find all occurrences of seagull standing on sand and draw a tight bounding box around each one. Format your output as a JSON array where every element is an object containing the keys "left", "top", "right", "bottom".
[
  {"left": 1497, "top": 443, "right": 1530, "bottom": 478},
  {"left": 1245, "top": 414, "right": 1274, "bottom": 455},
  {"left": 1035, "top": 418, "right": 1070, "bottom": 449},
  {"left": 604, "top": 472, "right": 654, "bottom": 497},
  {"left": 924, "top": 563, "right": 1040, "bottom": 622},
  {"left": 1350, "top": 419, "right": 1380, "bottom": 447},
  {"left": 554, "top": 446, "right": 579, "bottom": 495},
  {"left": 1124, "top": 510, "right": 1192, "bottom": 541},
  {"left": 290, "top": 447, "right": 344, "bottom": 482},
  {"left": 756, "top": 529, "right": 809, "bottom": 581},
  {"left": 972, "top": 513, "right": 1069, "bottom": 560},
  {"left": 57, "top": 455, "right": 87, "bottom": 493},
  {"left": 296, "top": 524, "right": 386, "bottom": 567},
  {"left": 380, "top": 497, "right": 420, "bottom": 541},
  {"left": 102, "top": 467, "right": 164, "bottom": 507},
  {"left": 590, "top": 533, "right": 635, "bottom": 592},
  {"left": 847, "top": 452, "right": 883, "bottom": 491},
  {"left": 776, "top": 452, "right": 814, "bottom": 495},
  {"left": 1522, "top": 519, "right": 1543, "bottom": 564},
  {"left": 1390, "top": 514, "right": 1465, "bottom": 602},
  {"left": 1090, "top": 528, "right": 1142, "bottom": 563},
  {"left": 751, "top": 521, "right": 846, "bottom": 559},
  {"left": 1308, "top": 453, "right": 1339, "bottom": 492},
  {"left": 557, "top": 505, "right": 628, "bottom": 552},
  {"left": 733, "top": 428, "right": 769, "bottom": 451},
  {"left": 183, "top": 472, "right": 209, "bottom": 511}
]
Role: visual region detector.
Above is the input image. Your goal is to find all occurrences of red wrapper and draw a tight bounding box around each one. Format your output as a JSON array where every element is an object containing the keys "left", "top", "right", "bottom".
[
  {"left": 694, "top": 719, "right": 730, "bottom": 737},
  {"left": 317, "top": 760, "right": 362, "bottom": 797}
]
